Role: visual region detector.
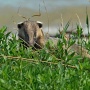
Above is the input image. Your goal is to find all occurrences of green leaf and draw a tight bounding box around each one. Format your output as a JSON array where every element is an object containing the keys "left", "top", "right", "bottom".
[
  {"left": 0, "top": 26, "right": 7, "bottom": 33},
  {"left": 78, "top": 62, "right": 83, "bottom": 70},
  {"left": 64, "top": 20, "right": 70, "bottom": 32},
  {"left": 5, "top": 32, "right": 11, "bottom": 38},
  {"left": 76, "top": 24, "right": 83, "bottom": 37}
]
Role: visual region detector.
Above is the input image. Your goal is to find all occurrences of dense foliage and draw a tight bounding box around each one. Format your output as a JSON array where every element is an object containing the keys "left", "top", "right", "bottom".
[{"left": 0, "top": 22, "right": 90, "bottom": 90}]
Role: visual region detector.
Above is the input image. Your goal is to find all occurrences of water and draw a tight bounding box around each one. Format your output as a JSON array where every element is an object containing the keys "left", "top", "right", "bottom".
[{"left": 0, "top": 0, "right": 90, "bottom": 35}]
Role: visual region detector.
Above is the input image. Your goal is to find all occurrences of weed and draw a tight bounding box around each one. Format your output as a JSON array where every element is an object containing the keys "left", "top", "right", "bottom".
[{"left": 0, "top": 17, "right": 90, "bottom": 90}]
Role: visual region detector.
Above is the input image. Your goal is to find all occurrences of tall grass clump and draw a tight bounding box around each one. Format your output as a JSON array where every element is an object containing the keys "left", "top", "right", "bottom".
[{"left": 0, "top": 15, "right": 90, "bottom": 90}]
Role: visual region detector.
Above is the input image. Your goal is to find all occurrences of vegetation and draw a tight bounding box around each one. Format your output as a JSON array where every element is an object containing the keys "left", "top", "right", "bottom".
[{"left": 0, "top": 17, "right": 90, "bottom": 90}]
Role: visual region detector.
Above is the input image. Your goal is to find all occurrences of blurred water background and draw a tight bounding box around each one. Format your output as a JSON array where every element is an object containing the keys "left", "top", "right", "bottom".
[{"left": 0, "top": 0, "right": 90, "bottom": 35}]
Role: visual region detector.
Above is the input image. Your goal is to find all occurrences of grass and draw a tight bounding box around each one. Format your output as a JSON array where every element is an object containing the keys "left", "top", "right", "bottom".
[{"left": 0, "top": 18, "right": 90, "bottom": 90}]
